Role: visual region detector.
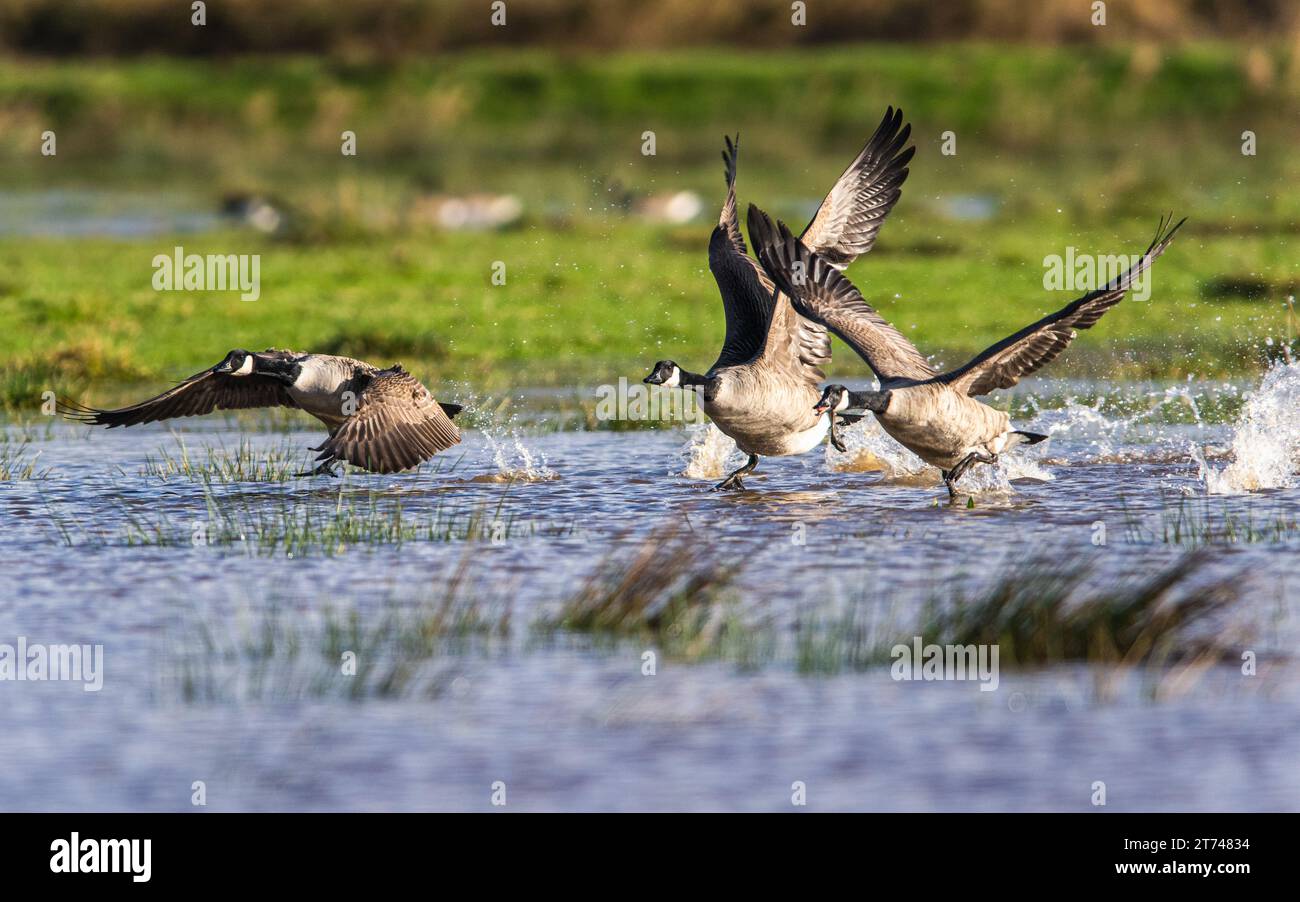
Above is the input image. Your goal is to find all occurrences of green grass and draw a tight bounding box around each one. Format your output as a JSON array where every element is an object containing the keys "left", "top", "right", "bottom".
[
  {"left": 154, "top": 530, "right": 1263, "bottom": 702},
  {"left": 47, "top": 481, "right": 576, "bottom": 555},
  {"left": 3, "top": 45, "right": 1300, "bottom": 411},
  {"left": 917, "top": 552, "right": 1245, "bottom": 669},
  {"left": 1123, "top": 493, "right": 1300, "bottom": 546},
  {"left": 549, "top": 531, "right": 739, "bottom": 635},
  {"left": 138, "top": 432, "right": 469, "bottom": 482},
  {"left": 140, "top": 434, "right": 312, "bottom": 483},
  {"left": 540, "top": 533, "right": 1257, "bottom": 683},
  {"left": 0, "top": 440, "right": 49, "bottom": 479},
  {"left": 2, "top": 216, "right": 1294, "bottom": 414},
  {"left": 162, "top": 555, "right": 513, "bottom": 702}
]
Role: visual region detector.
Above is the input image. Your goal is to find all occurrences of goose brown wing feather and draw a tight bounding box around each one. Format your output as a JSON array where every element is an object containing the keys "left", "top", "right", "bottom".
[
  {"left": 707, "top": 133, "right": 829, "bottom": 380},
  {"left": 313, "top": 366, "right": 460, "bottom": 473},
  {"left": 58, "top": 363, "right": 297, "bottom": 428},
  {"left": 800, "top": 106, "right": 915, "bottom": 270},
  {"left": 748, "top": 205, "right": 935, "bottom": 383}
]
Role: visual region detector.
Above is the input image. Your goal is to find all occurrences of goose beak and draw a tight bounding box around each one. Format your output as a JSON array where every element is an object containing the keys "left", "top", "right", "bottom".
[
  {"left": 813, "top": 402, "right": 830, "bottom": 415},
  {"left": 214, "top": 361, "right": 233, "bottom": 374}
]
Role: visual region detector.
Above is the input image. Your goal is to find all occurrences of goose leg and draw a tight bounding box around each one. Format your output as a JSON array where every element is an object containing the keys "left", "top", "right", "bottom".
[
  {"left": 714, "top": 454, "right": 759, "bottom": 491},
  {"left": 945, "top": 452, "right": 997, "bottom": 499},
  {"left": 829, "top": 416, "right": 847, "bottom": 453},
  {"left": 294, "top": 461, "right": 339, "bottom": 478}
]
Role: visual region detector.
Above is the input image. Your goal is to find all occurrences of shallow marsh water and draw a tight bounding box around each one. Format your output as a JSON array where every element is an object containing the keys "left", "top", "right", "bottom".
[{"left": 1, "top": 367, "right": 1298, "bottom": 811}]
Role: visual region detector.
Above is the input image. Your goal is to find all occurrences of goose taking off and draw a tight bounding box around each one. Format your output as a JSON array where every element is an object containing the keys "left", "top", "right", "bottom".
[
  {"left": 61, "top": 349, "right": 462, "bottom": 476},
  {"left": 643, "top": 107, "right": 917, "bottom": 490},
  {"left": 747, "top": 206, "right": 1185, "bottom": 499}
]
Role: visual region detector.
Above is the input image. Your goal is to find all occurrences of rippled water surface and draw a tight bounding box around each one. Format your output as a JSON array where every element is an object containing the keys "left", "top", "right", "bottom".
[{"left": 2, "top": 369, "right": 1298, "bottom": 811}]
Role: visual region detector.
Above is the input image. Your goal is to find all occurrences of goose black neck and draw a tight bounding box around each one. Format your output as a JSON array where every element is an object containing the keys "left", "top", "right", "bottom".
[
  {"left": 848, "top": 389, "right": 891, "bottom": 414},
  {"left": 677, "top": 369, "right": 710, "bottom": 389},
  {"left": 258, "top": 357, "right": 303, "bottom": 386}
]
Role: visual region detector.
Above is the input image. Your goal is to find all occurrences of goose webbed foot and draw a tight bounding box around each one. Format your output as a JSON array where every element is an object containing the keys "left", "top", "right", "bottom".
[
  {"left": 713, "top": 453, "right": 759, "bottom": 491},
  {"left": 829, "top": 417, "right": 847, "bottom": 453},
  {"left": 295, "top": 461, "right": 340, "bottom": 478}
]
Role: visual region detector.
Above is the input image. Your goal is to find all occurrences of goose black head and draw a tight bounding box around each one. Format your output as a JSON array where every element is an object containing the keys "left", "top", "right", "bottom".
[
  {"left": 215, "top": 349, "right": 255, "bottom": 377},
  {"left": 814, "top": 384, "right": 850, "bottom": 416},
  {"left": 643, "top": 360, "right": 681, "bottom": 387}
]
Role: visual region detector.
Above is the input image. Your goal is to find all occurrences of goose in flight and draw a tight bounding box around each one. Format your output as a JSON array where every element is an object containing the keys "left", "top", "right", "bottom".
[
  {"left": 746, "top": 206, "right": 1185, "bottom": 499},
  {"left": 61, "top": 349, "right": 462, "bottom": 475},
  {"left": 643, "top": 107, "right": 917, "bottom": 489}
]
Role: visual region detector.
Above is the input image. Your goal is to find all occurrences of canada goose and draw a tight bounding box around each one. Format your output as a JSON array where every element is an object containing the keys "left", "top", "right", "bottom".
[
  {"left": 407, "top": 193, "right": 524, "bottom": 231},
  {"left": 605, "top": 179, "right": 705, "bottom": 224},
  {"left": 220, "top": 192, "right": 291, "bottom": 236},
  {"left": 746, "top": 206, "right": 1185, "bottom": 499},
  {"left": 61, "top": 349, "right": 462, "bottom": 475},
  {"left": 643, "top": 107, "right": 916, "bottom": 490}
]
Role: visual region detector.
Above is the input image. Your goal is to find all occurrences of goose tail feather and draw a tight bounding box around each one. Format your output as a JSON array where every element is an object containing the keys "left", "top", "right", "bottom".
[{"left": 1010, "top": 430, "right": 1049, "bottom": 446}]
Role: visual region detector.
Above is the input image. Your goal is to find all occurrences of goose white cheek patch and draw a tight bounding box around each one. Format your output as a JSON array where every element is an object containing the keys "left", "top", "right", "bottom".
[
  {"left": 662, "top": 369, "right": 681, "bottom": 388},
  {"left": 234, "top": 357, "right": 255, "bottom": 376}
]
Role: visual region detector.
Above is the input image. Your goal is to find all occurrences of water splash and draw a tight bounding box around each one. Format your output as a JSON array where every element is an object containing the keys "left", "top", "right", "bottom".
[
  {"left": 944, "top": 450, "right": 1053, "bottom": 495},
  {"left": 1026, "top": 399, "right": 1125, "bottom": 459},
  {"left": 1160, "top": 384, "right": 1205, "bottom": 427},
  {"left": 826, "top": 417, "right": 926, "bottom": 477},
  {"left": 680, "top": 423, "right": 742, "bottom": 479},
  {"left": 1019, "top": 383, "right": 1256, "bottom": 466},
  {"left": 999, "top": 451, "right": 1054, "bottom": 483},
  {"left": 474, "top": 432, "right": 557, "bottom": 482},
  {"left": 1197, "top": 360, "right": 1300, "bottom": 495}
]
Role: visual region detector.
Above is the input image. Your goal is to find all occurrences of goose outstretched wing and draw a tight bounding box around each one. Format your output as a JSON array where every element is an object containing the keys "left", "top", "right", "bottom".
[
  {"left": 939, "top": 215, "right": 1186, "bottom": 397},
  {"left": 706, "top": 134, "right": 830, "bottom": 380},
  {"left": 800, "top": 105, "right": 915, "bottom": 270},
  {"left": 59, "top": 352, "right": 299, "bottom": 427}
]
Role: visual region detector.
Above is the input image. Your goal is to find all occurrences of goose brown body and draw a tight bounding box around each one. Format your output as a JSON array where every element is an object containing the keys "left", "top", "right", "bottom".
[
  {"left": 872, "top": 384, "right": 1011, "bottom": 469},
  {"left": 703, "top": 361, "right": 829, "bottom": 457}
]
